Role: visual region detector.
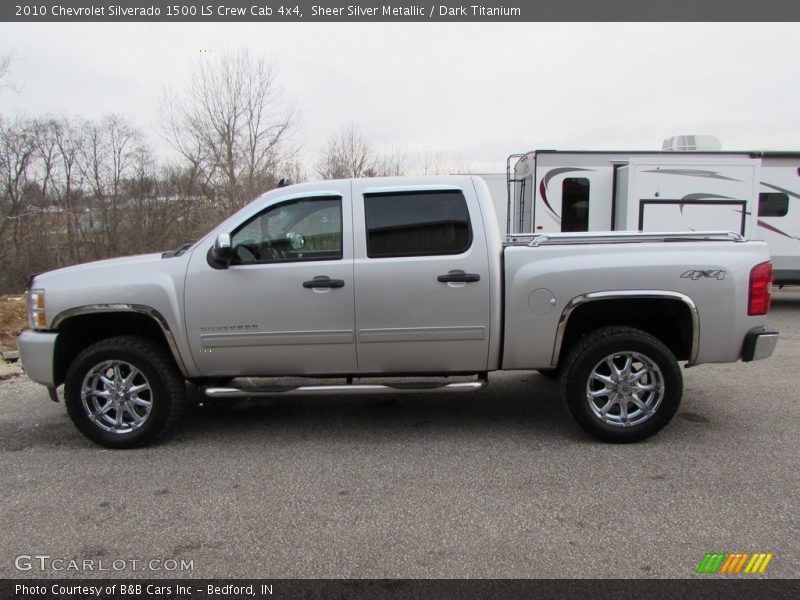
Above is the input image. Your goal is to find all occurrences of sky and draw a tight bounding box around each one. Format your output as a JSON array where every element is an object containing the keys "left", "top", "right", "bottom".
[{"left": 1, "top": 22, "right": 799, "bottom": 175}]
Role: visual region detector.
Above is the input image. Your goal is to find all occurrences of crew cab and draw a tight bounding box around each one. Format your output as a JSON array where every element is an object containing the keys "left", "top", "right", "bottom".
[{"left": 17, "top": 176, "right": 779, "bottom": 447}]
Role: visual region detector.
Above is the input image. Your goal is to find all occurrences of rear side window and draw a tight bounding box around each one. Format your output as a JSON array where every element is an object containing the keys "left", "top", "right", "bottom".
[
  {"left": 562, "top": 177, "right": 590, "bottom": 232},
  {"left": 758, "top": 192, "right": 789, "bottom": 217},
  {"left": 364, "top": 190, "right": 472, "bottom": 258}
]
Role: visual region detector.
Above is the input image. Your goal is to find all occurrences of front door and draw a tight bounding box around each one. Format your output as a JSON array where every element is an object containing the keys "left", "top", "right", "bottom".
[{"left": 184, "top": 185, "right": 357, "bottom": 377}]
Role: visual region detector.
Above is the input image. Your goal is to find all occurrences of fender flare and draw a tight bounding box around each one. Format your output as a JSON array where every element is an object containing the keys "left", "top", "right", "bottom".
[
  {"left": 51, "top": 304, "right": 190, "bottom": 377},
  {"left": 551, "top": 290, "right": 700, "bottom": 367}
]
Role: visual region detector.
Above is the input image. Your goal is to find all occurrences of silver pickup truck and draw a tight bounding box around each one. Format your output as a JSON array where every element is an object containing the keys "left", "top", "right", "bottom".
[{"left": 17, "top": 176, "right": 778, "bottom": 447}]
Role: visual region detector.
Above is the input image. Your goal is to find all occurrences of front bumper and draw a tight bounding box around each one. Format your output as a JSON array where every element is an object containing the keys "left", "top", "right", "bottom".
[
  {"left": 741, "top": 327, "right": 779, "bottom": 362},
  {"left": 17, "top": 329, "right": 58, "bottom": 387}
]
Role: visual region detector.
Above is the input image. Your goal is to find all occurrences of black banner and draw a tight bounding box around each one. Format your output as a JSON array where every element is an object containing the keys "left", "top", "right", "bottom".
[
  {"left": 2, "top": 0, "right": 800, "bottom": 22},
  {"left": 3, "top": 579, "right": 800, "bottom": 600}
]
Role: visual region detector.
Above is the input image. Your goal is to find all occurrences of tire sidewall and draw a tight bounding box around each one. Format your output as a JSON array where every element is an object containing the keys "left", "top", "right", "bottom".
[
  {"left": 64, "top": 339, "right": 173, "bottom": 448},
  {"left": 563, "top": 330, "right": 682, "bottom": 442}
]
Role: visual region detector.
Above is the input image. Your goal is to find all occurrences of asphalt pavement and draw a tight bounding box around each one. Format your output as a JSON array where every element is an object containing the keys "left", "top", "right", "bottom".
[{"left": 1, "top": 291, "right": 798, "bottom": 579}]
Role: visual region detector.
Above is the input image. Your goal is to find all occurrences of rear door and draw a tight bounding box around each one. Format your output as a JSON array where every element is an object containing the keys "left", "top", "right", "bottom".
[{"left": 352, "top": 181, "right": 491, "bottom": 374}]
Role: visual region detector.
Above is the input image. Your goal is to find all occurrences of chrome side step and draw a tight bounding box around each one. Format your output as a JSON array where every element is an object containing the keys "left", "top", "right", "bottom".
[{"left": 202, "top": 380, "right": 487, "bottom": 398}]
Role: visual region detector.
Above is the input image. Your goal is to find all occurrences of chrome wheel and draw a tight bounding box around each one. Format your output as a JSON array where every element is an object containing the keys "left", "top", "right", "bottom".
[
  {"left": 586, "top": 352, "right": 665, "bottom": 428},
  {"left": 80, "top": 360, "right": 153, "bottom": 433}
]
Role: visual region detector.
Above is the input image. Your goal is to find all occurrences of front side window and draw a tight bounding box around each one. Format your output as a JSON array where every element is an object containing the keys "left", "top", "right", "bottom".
[
  {"left": 758, "top": 192, "right": 789, "bottom": 217},
  {"left": 231, "top": 196, "right": 342, "bottom": 263},
  {"left": 364, "top": 190, "right": 472, "bottom": 258},
  {"left": 562, "top": 177, "right": 590, "bottom": 232}
]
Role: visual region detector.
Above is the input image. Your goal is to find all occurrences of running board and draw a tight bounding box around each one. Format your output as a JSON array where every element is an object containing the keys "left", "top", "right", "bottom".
[{"left": 202, "top": 380, "right": 487, "bottom": 398}]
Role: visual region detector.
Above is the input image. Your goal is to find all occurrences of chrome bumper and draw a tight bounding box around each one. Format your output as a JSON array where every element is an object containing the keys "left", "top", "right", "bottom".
[
  {"left": 17, "top": 329, "right": 58, "bottom": 387},
  {"left": 741, "top": 327, "right": 779, "bottom": 362}
]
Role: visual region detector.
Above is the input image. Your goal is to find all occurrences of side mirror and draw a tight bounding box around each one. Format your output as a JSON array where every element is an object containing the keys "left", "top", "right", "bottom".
[{"left": 210, "top": 232, "right": 233, "bottom": 267}]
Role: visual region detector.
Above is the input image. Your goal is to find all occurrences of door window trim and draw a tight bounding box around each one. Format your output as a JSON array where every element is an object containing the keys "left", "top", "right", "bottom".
[
  {"left": 363, "top": 189, "right": 474, "bottom": 259},
  {"left": 229, "top": 195, "right": 344, "bottom": 265}
]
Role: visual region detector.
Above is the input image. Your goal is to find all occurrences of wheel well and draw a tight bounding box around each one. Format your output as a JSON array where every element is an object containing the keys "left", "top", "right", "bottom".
[
  {"left": 557, "top": 298, "right": 694, "bottom": 365},
  {"left": 54, "top": 312, "right": 172, "bottom": 386}
]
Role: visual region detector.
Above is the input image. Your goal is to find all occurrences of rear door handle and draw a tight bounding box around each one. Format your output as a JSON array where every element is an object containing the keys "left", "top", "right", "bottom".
[
  {"left": 303, "top": 276, "right": 345, "bottom": 289},
  {"left": 437, "top": 270, "right": 481, "bottom": 283}
]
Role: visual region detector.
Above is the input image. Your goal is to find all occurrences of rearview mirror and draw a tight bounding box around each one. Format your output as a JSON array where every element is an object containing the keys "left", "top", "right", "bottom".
[{"left": 210, "top": 232, "right": 233, "bottom": 267}]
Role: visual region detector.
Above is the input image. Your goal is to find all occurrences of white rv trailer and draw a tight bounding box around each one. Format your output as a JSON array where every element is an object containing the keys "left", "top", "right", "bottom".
[{"left": 508, "top": 150, "right": 800, "bottom": 285}]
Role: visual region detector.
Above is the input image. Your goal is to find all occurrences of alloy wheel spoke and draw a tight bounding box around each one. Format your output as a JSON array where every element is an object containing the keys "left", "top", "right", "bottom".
[
  {"left": 592, "top": 372, "right": 616, "bottom": 387},
  {"left": 122, "top": 367, "right": 140, "bottom": 390},
  {"left": 590, "top": 387, "right": 613, "bottom": 399},
  {"left": 125, "top": 402, "right": 145, "bottom": 425},
  {"left": 93, "top": 401, "right": 114, "bottom": 418},
  {"left": 618, "top": 400, "right": 629, "bottom": 424},
  {"left": 129, "top": 395, "right": 152, "bottom": 407},
  {"left": 630, "top": 367, "right": 649, "bottom": 384},
  {"left": 606, "top": 358, "right": 623, "bottom": 380},
  {"left": 128, "top": 383, "right": 150, "bottom": 395},
  {"left": 633, "top": 382, "right": 657, "bottom": 393},
  {"left": 630, "top": 396, "right": 653, "bottom": 415},
  {"left": 598, "top": 395, "right": 617, "bottom": 416},
  {"left": 621, "top": 355, "right": 633, "bottom": 378}
]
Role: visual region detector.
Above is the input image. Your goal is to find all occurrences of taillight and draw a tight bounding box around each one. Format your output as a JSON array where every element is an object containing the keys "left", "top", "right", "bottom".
[{"left": 748, "top": 261, "right": 773, "bottom": 316}]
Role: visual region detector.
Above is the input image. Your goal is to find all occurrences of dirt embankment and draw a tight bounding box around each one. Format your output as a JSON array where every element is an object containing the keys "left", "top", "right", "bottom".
[{"left": 0, "top": 295, "right": 26, "bottom": 352}]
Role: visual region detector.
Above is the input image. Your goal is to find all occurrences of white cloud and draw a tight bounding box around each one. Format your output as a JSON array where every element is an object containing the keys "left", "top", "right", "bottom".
[{"left": 1, "top": 21, "right": 799, "bottom": 173}]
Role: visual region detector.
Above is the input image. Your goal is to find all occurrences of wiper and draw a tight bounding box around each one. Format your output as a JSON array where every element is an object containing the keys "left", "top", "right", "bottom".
[{"left": 162, "top": 241, "right": 195, "bottom": 259}]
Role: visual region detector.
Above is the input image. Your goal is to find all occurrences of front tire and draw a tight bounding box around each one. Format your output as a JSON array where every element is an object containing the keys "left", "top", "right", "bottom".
[
  {"left": 64, "top": 336, "right": 187, "bottom": 448},
  {"left": 560, "top": 326, "right": 682, "bottom": 443}
]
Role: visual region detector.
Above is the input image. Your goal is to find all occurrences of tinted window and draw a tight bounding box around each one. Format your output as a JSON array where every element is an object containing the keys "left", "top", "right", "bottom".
[
  {"left": 231, "top": 196, "right": 342, "bottom": 263},
  {"left": 758, "top": 192, "right": 789, "bottom": 217},
  {"left": 365, "top": 190, "right": 472, "bottom": 258},
  {"left": 562, "top": 177, "right": 590, "bottom": 232}
]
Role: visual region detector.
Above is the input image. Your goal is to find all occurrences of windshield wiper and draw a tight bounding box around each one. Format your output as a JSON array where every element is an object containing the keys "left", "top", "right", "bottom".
[{"left": 162, "top": 241, "right": 195, "bottom": 259}]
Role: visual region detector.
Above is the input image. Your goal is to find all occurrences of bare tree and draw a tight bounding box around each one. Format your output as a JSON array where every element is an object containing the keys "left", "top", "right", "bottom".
[
  {"left": 0, "top": 117, "right": 37, "bottom": 240},
  {"left": 316, "top": 124, "right": 407, "bottom": 179},
  {"left": 79, "top": 114, "right": 145, "bottom": 257},
  {"left": 161, "top": 50, "right": 297, "bottom": 210},
  {"left": 48, "top": 117, "right": 88, "bottom": 260},
  {"left": 0, "top": 52, "right": 13, "bottom": 92}
]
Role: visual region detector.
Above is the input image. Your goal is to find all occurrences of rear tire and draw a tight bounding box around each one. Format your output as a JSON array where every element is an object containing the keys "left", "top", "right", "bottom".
[
  {"left": 64, "top": 336, "right": 187, "bottom": 448},
  {"left": 560, "top": 326, "right": 682, "bottom": 443}
]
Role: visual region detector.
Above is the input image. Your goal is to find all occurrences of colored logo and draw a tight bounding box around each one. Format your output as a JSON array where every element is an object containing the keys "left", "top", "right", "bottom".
[{"left": 696, "top": 552, "right": 773, "bottom": 574}]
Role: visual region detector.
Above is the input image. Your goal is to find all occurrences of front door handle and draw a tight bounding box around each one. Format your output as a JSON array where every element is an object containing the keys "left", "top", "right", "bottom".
[
  {"left": 303, "top": 276, "right": 345, "bottom": 289},
  {"left": 437, "top": 270, "right": 481, "bottom": 283}
]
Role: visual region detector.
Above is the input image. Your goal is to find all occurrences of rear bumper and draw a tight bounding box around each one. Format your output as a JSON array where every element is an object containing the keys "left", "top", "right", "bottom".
[
  {"left": 741, "top": 327, "right": 779, "bottom": 362},
  {"left": 17, "top": 329, "right": 58, "bottom": 387}
]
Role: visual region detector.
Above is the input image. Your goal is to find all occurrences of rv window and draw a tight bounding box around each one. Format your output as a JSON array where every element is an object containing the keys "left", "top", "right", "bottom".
[
  {"left": 364, "top": 190, "right": 472, "bottom": 258},
  {"left": 758, "top": 193, "right": 789, "bottom": 218},
  {"left": 562, "top": 177, "right": 590, "bottom": 232}
]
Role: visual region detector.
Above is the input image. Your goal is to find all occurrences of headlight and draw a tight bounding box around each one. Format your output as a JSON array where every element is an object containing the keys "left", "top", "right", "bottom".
[{"left": 27, "top": 288, "right": 47, "bottom": 329}]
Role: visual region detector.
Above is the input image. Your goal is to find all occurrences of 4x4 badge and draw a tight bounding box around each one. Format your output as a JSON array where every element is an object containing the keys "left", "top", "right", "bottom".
[{"left": 681, "top": 269, "right": 726, "bottom": 281}]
